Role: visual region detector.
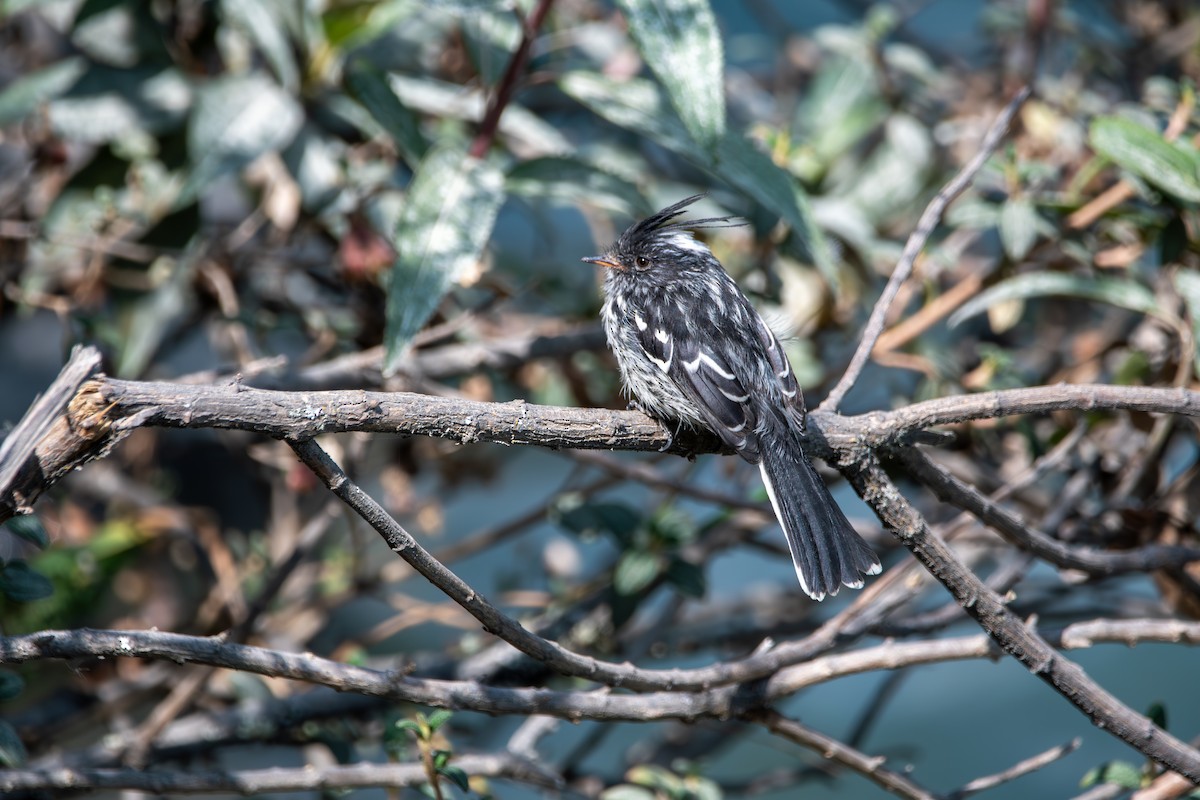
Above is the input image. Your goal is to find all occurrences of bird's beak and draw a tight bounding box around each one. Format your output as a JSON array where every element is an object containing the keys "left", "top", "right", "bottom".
[{"left": 582, "top": 255, "right": 622, "bottom": 270}]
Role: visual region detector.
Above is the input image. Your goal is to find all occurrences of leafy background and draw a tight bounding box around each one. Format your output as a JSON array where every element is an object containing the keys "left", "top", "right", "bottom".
[{"left": 2, "top": 0, "right": 1200, "bottom": 797}]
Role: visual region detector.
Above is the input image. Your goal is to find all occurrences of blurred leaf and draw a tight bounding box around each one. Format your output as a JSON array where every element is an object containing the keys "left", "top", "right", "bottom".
[
  {"left": 614, "top": 550, "right": 662, "bottom": 596},
  {"left": 998, "top": 195, "right": 1039, "bottom": 261},
  {"left": 0, "top": 721, "right": 26, "bottom": 768},
  {"left": 323, "top": 0, "right": 421, "bottom": 51},
  {"left": 48, "top": 65, "right": 191, "bottom": 143},
  {"left": 600, "top": 787, "right": 656, "bottom": 800},
  {"left": 561, "top": 72, "right": 835, "bottom": 279},
  {"left": 283, "top": 124, "right": 345, "bottom": 212},
  {"left": 794, "top": 55, "right": 886, "bottom": 171},
  {"left": 345, "top": 60, "right": 429, "bottom": 167},
  {"left": 384, "top": 147, "right": 505, "bottom": 370},
  {"left": 389, "top": 73, "right": 571, "bottom": 155},
  {"left": 3, "top": 516, "right": 49, "bottom": 550},
  {"left": 1176, "top": 269, "right": 1200, "bottom": 372},
  {"left": 0, "top": 560, "right": 54, "bottom": 603},
  {"left": 438, "top": 765, "right": 471, "bottom": 793},
  {"left": 425, "top": 709, "right": 453, "bottom": 732},
  {"left": 507, "top": 157, "right": 646, "bottom": 215},
  {"left": 458, "top": 5, "right": 520, "bottom": 85},
  {"left": 617, "top": 0, "right": 725, "bottom": 153},
  {"left": 687, "top": 774, "right": 724, "bottom": 800},
  {"left": 221, "top": 0, "right": 300, "bottom": 92},
  {"left": 1080, "top": 760, "right": 1143, "bottom": 790},
  {"left": 71, "top": 0, "right": 167, "bottom": 67},
  {"left": 178, "top": 72, "right": 304, "bottom": 207},
  {"left": 0, "top": 670, "right": 24, "bottom": 702},
  {"left": 1089, "top": 116, "right": 1200, "bottom": 203},
  {"left": 1161, "top": 214, "right": 1187, "bottom": 263},
  {"left": 949, "top": 272, "right": 1159, "bottom": 329},
  {"left": 665, "top": 558, "right": 705, "bottom": 598},
  {"left": 116, "top": 246, "right": 202, "bottom": 378},
  {"left": 0, "top": 56, "right": 86, "bottom": 126},
  {"left": 945, "top": 197, "right": 1001, "bottom": 229},
  {"left": 1146, "top": 702, "right": 1168, "bottom": 730},
  {"left": 394, "top": 719, "right": 423, "bottom": 735},
  {"left": 627, "top": 764, "right": 683, "bottom": 793},
  {"left": 557, "top": 501, "right": 642, "bottom": 546}
]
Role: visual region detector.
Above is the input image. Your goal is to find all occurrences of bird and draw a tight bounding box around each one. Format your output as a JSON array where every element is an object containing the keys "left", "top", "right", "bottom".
[{"left": 583, "top": 194, "right": 881, "bottom": 600}]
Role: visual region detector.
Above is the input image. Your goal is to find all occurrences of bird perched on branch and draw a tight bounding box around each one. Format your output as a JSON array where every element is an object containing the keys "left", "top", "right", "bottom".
[{"left": 583, "top": 195, "right": 880, "bottom": 600}]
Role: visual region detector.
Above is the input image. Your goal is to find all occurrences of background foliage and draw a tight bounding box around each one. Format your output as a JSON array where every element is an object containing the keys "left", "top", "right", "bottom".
[{"left": 1, "top": 0, "right": 1200, "bottom": 797}]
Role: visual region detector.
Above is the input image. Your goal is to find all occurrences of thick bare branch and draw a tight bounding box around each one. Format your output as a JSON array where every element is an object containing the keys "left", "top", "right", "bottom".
[{"left": 0, "top": 755, "right": 560, "bottom": 794}]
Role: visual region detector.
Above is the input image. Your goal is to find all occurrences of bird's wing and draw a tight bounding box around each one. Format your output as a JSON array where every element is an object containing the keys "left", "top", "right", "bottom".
[
  {"left": 752, "top": 315, "right": 806, "bottom": 424},
  {"left": 636, "top": 304, "right": 761, "bottom": 462}
]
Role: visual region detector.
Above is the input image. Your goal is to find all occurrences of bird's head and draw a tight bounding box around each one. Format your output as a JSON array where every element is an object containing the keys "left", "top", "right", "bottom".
[{"left": 582, "top": 194, "right": 740, "bottom": 275}]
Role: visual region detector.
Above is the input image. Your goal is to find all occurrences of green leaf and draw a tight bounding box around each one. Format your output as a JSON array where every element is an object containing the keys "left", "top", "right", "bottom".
[
  {"left": 507, "top": 157, "right": 647, "bottom": 216},
  {"left": 425, "top": 709, "right": 453, "bottom": 732},
  {"left": 949, "top": 272, "right": 1159, "bottom": 329},
  {"left": 3, "top": 516, "right": 49, "bottom": 549},
  {"left": 998, "top": 196, "right": 1039, "bottom": 261},
  {"left": 557, "top": 502, "right": 642, "bottom": 546},
  {"left": 458, "top": 5, "right": 521, "bottom": 85},
  {"left": 0, "top": 721, "right": 26, "bottom": 768},
  {"left": 439, "top": 765, "right": 471, "bottom": 793},
  {"left": 665, "top": 558, "right": 705, "bottom": 598},
  {"left": 1146, "top": 702, "right": 1168, "bottom": 731},
  {"left": 1174, "top": 269, "right": 1200, "bottom": 372},
  {"left": 323, "top": 0, "right": 420, "bottom": 52},
  {"left": 393, "top": 719, "right": 423, "bottom": 735},
  {"left": 1089, "top": 116, "right": 1200, "bottom": 203},
  {"left": 0, "top": 560, "right": 54, "bottom": 603},
  {"left": 600, "top": 787, "right": 656, "bottom": 800},
  {"left": 345, "top": 59, "right": 429, "bottom": 167},
  {"left": 560, "top": 72, "right": 835, "bottom": 280},
  {"left": 116, "top": 246, "right": 202, "bottom": 378},
  {"left": 0, "top": 56, "right": 87, "bottom": 127},
  {"left": 0, "top": 670, "right": 25, "bottom": 702},
  {"left": 627, "top": 764, "right": 683, "bottom": 793},
  {"left": 1079, "top": 760, "right": 1143, "bottom": 790},
  {"left": 383, "top": 147, "right": 505, "bottom": 371},
  {"left": 220, "top": 0, "right": 300, "bottom": 92},
  {"left": 686, "top": 774, "right": 724, "bottom": 800},
  {"left": 178, "top": 72, "right": 304, "bottom": 207},
  {"left": 616, "top": 0, "right": 725, "bottom": 153},
  {"left": 614, "top": 550, "right": 663, "bottom": 596},
  {"left": 48, "top": 65, "right": 191, "bottom": 143}
]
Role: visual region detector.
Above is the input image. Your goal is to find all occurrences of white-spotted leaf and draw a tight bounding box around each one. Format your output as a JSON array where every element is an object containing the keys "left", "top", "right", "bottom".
[
  {"left": 616, "top": 0, "right": 725, "bottom": 153},
  {"left": 561, "top": 72, "right": 835, "bottom": 279},
  {"left": 178, "top": 72, "right": 304, "bottom": 207},
  {"left": 949, "top": 272, "right": 1159, "bottom": 329},
  {"left": 1089, "top": 116, "right": 1200, "bottom": 203},
  {"left": 384, "top": 148, "right": 505, "bottom": 373},
  {"left": 998, "top": 196, "right": 1039, "bottom": 261}
]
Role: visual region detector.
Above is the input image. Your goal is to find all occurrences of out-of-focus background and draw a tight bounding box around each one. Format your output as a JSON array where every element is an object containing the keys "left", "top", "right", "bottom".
[{"left": 2, "top": 0, "right": 1199, "bottom": 797}]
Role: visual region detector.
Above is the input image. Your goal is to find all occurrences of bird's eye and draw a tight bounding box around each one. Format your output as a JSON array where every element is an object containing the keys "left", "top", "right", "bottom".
[{"left": 635, "top": 255, "right": 650, "bottom": 269}]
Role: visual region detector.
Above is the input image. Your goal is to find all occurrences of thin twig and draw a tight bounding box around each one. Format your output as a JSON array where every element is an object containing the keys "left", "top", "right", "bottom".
[
  {"left": 820, "top": 85, "right": 1032, "bottom": 412},
  {"left": 468, "top": 0, "right": 556, "bottom": 159},
  {"left": 945, "top": 738, "right": 1082, "bottom": 799},
  {"left": 744, "top": 709, "right": 937, "bottom": 800},
  {"left": 899, "top": 447, "right": 1200, "bottom": 574}
]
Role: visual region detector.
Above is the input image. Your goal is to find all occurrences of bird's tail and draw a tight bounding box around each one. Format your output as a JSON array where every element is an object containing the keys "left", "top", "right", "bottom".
[{"left": 758, "top": 441, "right": 881, "bottom": 601}]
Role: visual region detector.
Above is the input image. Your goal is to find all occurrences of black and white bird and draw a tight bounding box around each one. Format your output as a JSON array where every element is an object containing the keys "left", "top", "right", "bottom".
[{"left": 584, "top": 195, "right": 880, "bottom": 600}]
